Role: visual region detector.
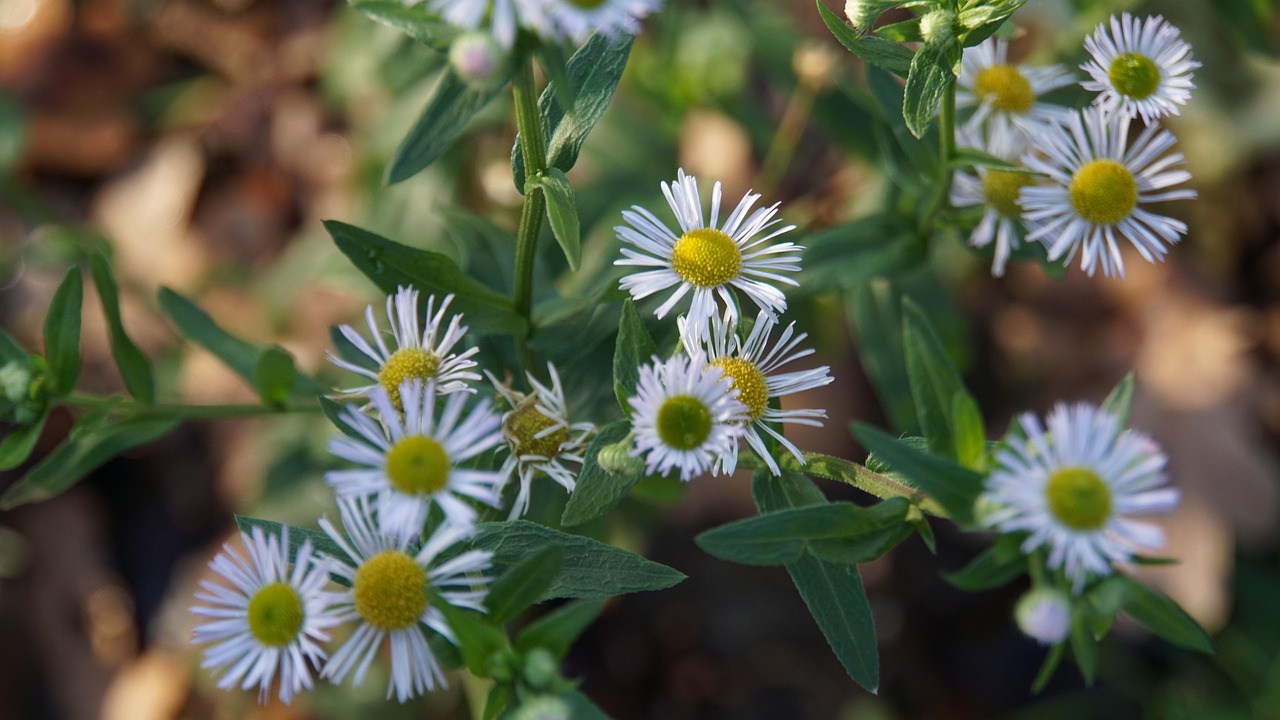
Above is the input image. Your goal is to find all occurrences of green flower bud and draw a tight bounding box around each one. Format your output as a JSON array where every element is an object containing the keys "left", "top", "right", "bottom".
[
  {"left": 1015, "top": 587, "right": 1072, "bottom": 645},
  {"left": 449, "top": 32, "right": 507, "bottom": 88},
  {"left": 510, "top": 696, "right": 570, "bottom": 720},
  {"left": 521, "top": 648, "right": 560, "bottom": 691},
  {"left": 919, "top": 9, "right": 957, "bottom": 45},
  {"left": 596, "top": 437, "right": 644, "bottom": 480},
  {"left": 0, "top": 361, "right": 31, "bottom": 404}
]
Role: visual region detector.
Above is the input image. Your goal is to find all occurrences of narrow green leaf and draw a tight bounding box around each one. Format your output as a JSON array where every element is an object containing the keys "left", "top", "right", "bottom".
[
  {"left": 1071, "top": 609, "right": 1097, "bottom": 684},
  {"left": 799, "top": 214, "right": 926, "bottom": 293},
  {"left": 612, "top": 299, "right": 657, "bottom": 417},
  {"left": 482, "top": 684, "right": 510, "bottom": 720},
  {"left": 486, "top": 545, "right": 564, "bottom": 624},
  {"left": 853, "top": 424, "right": 983, "bottom": 527},
  {"left": 875, "top": 17, "right": 921, "bottom": 43},
  {"left": 531, "top": 169, "right": 581, "bottom": 271},
  {"left": 903, "top": 39, "right": 959, "bottom": 138},
  {"left": 951, "top": 147, "right": 1039, "bottom": 173},
  {"left": 945, "top": 535, "right": 1026, "bottom": 591},
  {"left": 472, "top": 521, "right": 684, "bottom": 600},
  {"left": 562, "top": 690, "right": 613, "bottom": 720},
  {"left": 1031, "top": 641, "right": 1065, "bottom": 692},
  {"left": 846, "top": 280, "right": 916, "bottom": 432},
  {"left": 1115, "top": 575, "right": 1213, "bottom": 653},
  {"left": 561, "top": 421, "right": 637, "bottom": 526},
  {"left": 0, "top": 328, "right": 25, "bottom": 364},
  {"left": 43, "top": 267, "right": 82, "bottom": 394},
  {"left": 388, "top": 69, "right": 505, "bottom": 184},
  {"left": 696, "top": 499, "right": 909, "bottom": 566},
  {"left": 951, "top": 393, "right": 986, "bottom": 471},
  {"left": 902, "top": 297, "right": 970, "bottom": 461},
  {"left": 350, "top": 0, "right": 456, "bottom": 50},
  {"left": 434, "top": 601, "right": 510, "bottom": 676},
  {"left": 0, "top": 417, "right": 175, "bottom": 509},
  {"left": 816, "top": 0, "right": 913, "bottom": 77},
  {"left": 87, "top": 253, "right": 154, "bottom": 403},
  {"left": 958, "top": 0, "right": 1027, "bottom": 47},
  {"left": 535, "top": 41, "right": 575, "bottom": 112},
  {"left": 751, "top": 470, "right": 879, "bottom": 692},
  {"left": 808, "top": 522, "right": 914, "bottom": 565},
  {"left": 0, "top": 408, "right": 48, "bottom": 471},
  {"left": 159, "top": 287, "right": 262, "bottom": 381},
  {"left": 1101, "top": 373, "right": 1136, "bottom": 427},
  {"left": 516, "top": 598, "right": 606, "bottom": 658},
  {"left": 512, "top": 33, "right": 634, "bottom": 188},
  {"left": 253, "top": 346, "right": 298, "bottom": 407},
  {"left": 325, "top": 220, "right": 524, "bottom": 336}
]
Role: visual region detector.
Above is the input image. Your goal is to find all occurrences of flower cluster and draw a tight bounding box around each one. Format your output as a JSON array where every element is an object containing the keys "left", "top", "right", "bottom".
[
  {"left": 954, "top": 14, "right": 1199, "bottom": 277},
  {"left": 615, "top": 170, "right": 833, "bottom": 481},
  {"left": 193, "top": 286, "right": 596, "bottom": 704}
]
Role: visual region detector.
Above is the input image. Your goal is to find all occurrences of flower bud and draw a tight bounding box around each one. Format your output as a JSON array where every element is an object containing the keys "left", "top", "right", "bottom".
[
  {"left": 510, "top": 696, "right": 570, "bottom": 720},
  {"left": 449, "top": 32, "right": 506, "bottom": 88},
  {"left": 521, "top": 648, "right": 560, "bottom": 691},
  {"left": 844, "top": 0, "right": 875, "bottom": 29},
  {"left": 597, "top": 438, "right": 644, "bottom": 480},
  {"left": 0, "top": 361, "right": 30, "bottom": 404},
  {"left": 1015, "top": 587, "right": 1072, "bottom": 645},
  {"left": 919, "top": 9, "right": 957, "bottom": 45}
]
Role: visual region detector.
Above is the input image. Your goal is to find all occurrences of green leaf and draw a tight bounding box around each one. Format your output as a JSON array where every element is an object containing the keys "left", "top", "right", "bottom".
[
  {"left": 562, "top": 690, "right": 613, "bottom": 720},
  {"left": 561, "top": 421, "right": 637, "bottom": 526},
  {"left": 799, "top": 214, "right": 926, "bottom": 293},
  {"left": 434, "top": 601, "right": 511, "bottom": 677},
  {"left": 0, "top": 417, "right": 176, "bottom": 509},
  {"left": 847, "top": 281, "right": 916, "bottom": 432},
  {"left": 945, "top": 535, "right": 1026, "bottom": 591},
  {"left": 253, "top": 346, "right": 298, "bottom": 407},
  {"left": 486, "top": 545, "right": 564, "bottom": 624},
  {"left": 0, "top": 328, "right": 25, "bottom": 364},
  {"left": 43, "top": 267, "right": 82, "bottom": 395},
  {"left": 816, "top": 0, "right": 913, "bottom": 77},
  {"left": 158, "top": 287, "right": 262, "bottom": 381},
  {"left": 87, "top": 253, "right": 154, "bottom": 403},
  {"left": 612, "top": 299, "right": 656, "bottom": 417},
  {"left": 512, "top": 33, "right": 634, "bottom": 188},
  {"left": 852, "top": 425, "right": 983, "bottom": 527},
  {"left": 696, "top": 499, "right": 910, "bottom": 566},
  {"left": 530, "top": 168, "right": 581, "bottom": 271},
  {"left": 1101, "top": 373, "right": 1135, "bottom": 427},
  {"left": 1113, "top": 575, "right": 1213, "bottom": 653},
  {"left": 482, "top": 684, "right": 510, "bottom": 720},
  {"left": 516, "top": 598, "right": 606, "bottom": 658},
  {"left": 0, "top": 92, "right": 25, "bottom": 175},
  {"left": 951, "top": 393, "right": 986, "bottom": 471},
  {"left": 0, "top": 408, "right": 48, "bottom": 471},
  {"left": 875, "top": 17, "right": 921, "bottom": 43},
  {"left": 902, "top": 298, "right": 972, "bottom": 462},
  {"left": 1071, "top": 608, "right": 1097, "bottom": 685},
  {"left": 903, "top": 39, "right": 959, "bottom": 139},
  {"left": 387, "top": 68, "right": 506, "bottom": 184},
  {"left": 325, "top": 220, "right": 524, "bottom": 336},
  {"left": 951, "top": 147, "right": 1039, "bottom": 173},
  {"left": 350, "top": 0, "right": 456, "bottom": 50},
  {"left": 535, "top": 41, "right": 575, "bottom": 112},
  {"left": 958, "top": 0, "right": 1027, "bottom": 47},
  {"left": 1031, "top": 641, "right": 1065, "bottom": 693},
  {"left": 472, "top": 521, "right": 685, "bottom": 600},
  {"left": 750, "top": 470, "right": 879, "bottom": 692}
]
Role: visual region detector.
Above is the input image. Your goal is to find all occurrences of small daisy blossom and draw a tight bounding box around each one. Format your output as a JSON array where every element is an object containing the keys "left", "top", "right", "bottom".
[
  {"left": 320, "top": 498, "right": 493, "bottom": 702},
  {"left": 327, "top": 380, "right": 506, "bottom": 540},
  {"left": 1015, "top": 587, "right": 1073, "bottom": 645},
  {"left": 1081, "top": 13, "right": 1200, "bottom": 123},
  {"left": 957, "top": 36, "right": 1075, "bottom": 141},
  {"left": 615, "top": 168, "right": 801, "bottom": 341},
  {"left": 682, "top": 309, "right": 833, "bottom": 476},
  {"left": 517, "top": 0, "right": 660, "bottom": 46},
  {"left": 328, "top": 286, "right": 481, "bottom": 407},
  {"left": 628, "top": 352, "right": 749, "bottom": 481},
  {"left": 426, "top": 0, "right": 520, "bottom": 48},
  {"left": 1021, "top": 107, "right": 1196, "bottom": 278},
  {"left": 980, "top": 402, "right": 1179, "bottom": 593},
  {"left": 191, "top": 526, "right": 341, "bottom": 704},
  {"left": 950, "top": 125, "right": 1040, "bottom": 276},
  {"left": 488, "top": 364, "right": 595, "bottom": 520}
]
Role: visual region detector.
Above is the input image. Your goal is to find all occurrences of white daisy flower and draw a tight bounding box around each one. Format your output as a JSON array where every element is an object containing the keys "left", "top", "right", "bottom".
[
  {"left": 329, "top": 286, "right": 481, "bottom": 409},
  {"left": 1081, "top": 13, "right": 1200, "bottom": 124},
  {"left": 426, "top": 0, "right": 521, "bottom": 49},
  {"left": 981, "top": 402, "right": 1179, "bottom": 593},
  {"left": 327, "top": 380, "right": 506, "bottom": 540},
  {"left": 488, "top": 364, "right": 595, "bottom": 520},
  {"left": 957, "top": 36, "right": 1075, "bottom": 141},
  {"left": 682, "top": 309, "right": 832, "bottom": 476},
  {"left": 1021, "top": 107, "right": 1196, "bottom": 278},
  {"left": 320, "top": 498, "right": 493, "bottom": 702},
  {"left": 950, "top": 125, "right": 1039, "bottom": 277},
  {"left": 191, "top": 526, "right": 341, "bottom": 704},
  {"left": 628, "top": 352, "right": 749, "bottom": 481},
  {"left": 517, "top": 0, "right": 660, "bottom": 46},
  {"left": 614, "top": 168, "right": 802, "bottom": 341}
]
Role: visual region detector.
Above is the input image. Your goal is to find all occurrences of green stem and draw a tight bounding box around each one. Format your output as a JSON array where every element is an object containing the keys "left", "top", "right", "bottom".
[
  {"left": 61, "top": 392, "right": 321, "bottom": 420},
  {"left": 739, "top": 451, "right": 949, "bottom": 518},
  {"left": 917, "top": 79, "right": 957, "bottom": 236},
  {"left": 512, "top": 50, "right": 548, "bottom": 374}
]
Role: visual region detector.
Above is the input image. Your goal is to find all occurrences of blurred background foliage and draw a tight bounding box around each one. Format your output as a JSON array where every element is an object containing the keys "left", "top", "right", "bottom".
[{"left": 1, "top": 0, "right": 1279, "bottom": 717}]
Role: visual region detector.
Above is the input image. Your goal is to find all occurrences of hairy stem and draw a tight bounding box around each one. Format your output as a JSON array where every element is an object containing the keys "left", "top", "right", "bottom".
[{"left": 512, "top": 51, "right": 548, "bottom": 374}]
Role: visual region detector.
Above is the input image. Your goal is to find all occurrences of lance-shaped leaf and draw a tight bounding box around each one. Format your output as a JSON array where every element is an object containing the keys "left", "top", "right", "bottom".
[
  {"left": 515, "top": 598, "right": 605, "bottom": 658},
  {"left": 816, "top": 0, "right": 913, "bottom": 77},
  {"left": 87, "top": 253, "right": 154, "bottom": 403},
  {"left": 350, "top": 0, "right": 457, "bottom": 51},
  {"left": 528, "top": 168, "right": 581, "bottom": 270},
  {"left": 434, "top": 601, "right": 511, "bottom": 677},
  {"left": 853, "top": 424, "right": 983, "bottom": 527},
  {"left": 903, "top": 38, "right": 960, "bottom": 139},
  {"left": 1101, "top": 372, "right": 1135, "bottom": 427},
  {"left": 388, "top": 68, "right": 507, "bottom": 183},
  {"left": 1110, "top": 575, "right": 1213, "bottom": 653},
  {"left": 902, "top": 297, "right": 977, "bottom": 462},
  {"left": 561, "top": 421, "right": 637, "bottom": 526},
  {"left": 612, "top": 299, "right": 656, "bottom": 416},
  {"left": 485, "top": 545, "right": 564, "bottom": 624},
  {"left": 253, "top": 346, "right": 299, "bottom": 408},
  {"left": 945, "top": 534, "right": 1026, "bottom": 591},
  {"left": 0, "top": 408, "right": 49, "bottom": 471},
  {"left": 696, "top": 498, "right": 910, "bottom": 566},
  {"left": 43, "top": 267, "right": 82, "bottom": 395}
]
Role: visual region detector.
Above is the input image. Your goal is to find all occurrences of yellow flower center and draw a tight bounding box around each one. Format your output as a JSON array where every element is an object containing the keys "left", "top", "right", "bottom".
[
  {"left": 378, "top": 348, "right": 441, "bottom": 409},
  {"left": 1069, "top": 159, "right": 1138, "bottom": 226},
  {"left": 656, "top": 395, "right": 713, "bottom": 451},
  {"left": 974, "top": 64, "right": 1034, "bottom": 114},
  {"left": 1045, "top": 466, "right": 1112, "bottom": 531},
  {"left": 566, "top": 0, "right": 607, "bottom": 7},
  {"left": 246, "top": 582, "right": 304, "bottom": 647},
  {"left": 671, "top": 228, "right": 742, "bottom": 288},
  {"left": 385, "top": 435, "right": 450, "bottom": 496},
  {"left": 352, "top": 551, "right": 428, "bottom": 631},
  {"left": 712, "top": 357, "right": 769, "bottom": 421},
  {"left": 982, "top": 169, "right": 1035, "bottom": 219},
  {"left": 1108, "top": 52, "right": 1161, "bottom": 100},
  {"left": 504, "top": 401, "right": 570, "bottom": 459}
]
